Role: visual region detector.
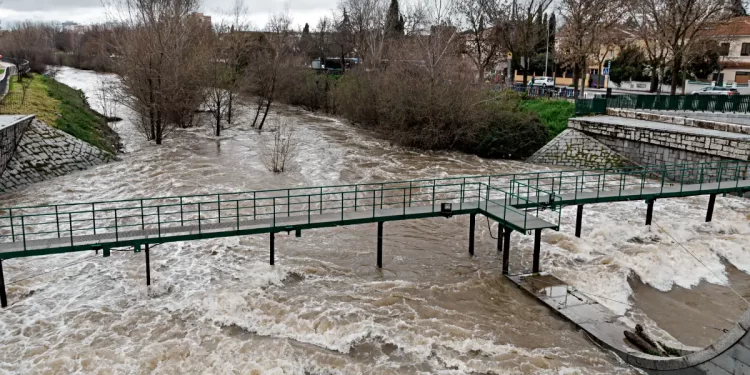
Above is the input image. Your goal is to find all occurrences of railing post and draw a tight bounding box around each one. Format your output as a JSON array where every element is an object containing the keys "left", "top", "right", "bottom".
[
  {"left": 254, "top": 192, "right": 257, "bottom": 220},
  {"left": 575, "top": 205, "right": 584, "bottom": 238},
  {"left": 408, "top": 182, "right": 412, "bottom": 207},
  {"left": 217, "top": 194, "right": 221, "bottom": 223},
  {"left": 55, "top": 206, "right": 60, "bottom": 238},
  {"left": 9, "top": 209, "right": 14, "bottom": 242},
  {"left": 68, "top": 213, "right": 73, "bottom": 246},
  {"left": 308, "top": 195, "right": 312, "bottom": 224},
  {"left": 355, "top": 185, "right": 358, "bottom": 212},
  {"left": 92, "top": 203, "right": 96, "bottom": 235},
  {"left": 236, "top": 200, "right": 240, "bottom": 231},
  {"left": 115, "top": 209, "right": 119, "bottom": 242},
  {"left": 198, "top": 203, "right": 202, "bottom": 234},
  {"left": 180, "top": 197, "right": 184, "bottom": 226},
  {"left": 402, "top": 189, "right": 406, "bottom": 215},
  {"left": 140, "top": 199, "right": 145, "bottom": 230},
  {"left": 21, "top": 216, "right": 26, "bottom": 251},
  {"left": 646, "top": 199, "right": 654, "bottom": 226},
  {"left": 371, "top": 191, "right": 375, "bottom": 218},
  {"left": 157, "top": 206, "right": 161, "bottom": 238},
  {"left": 340, "top": 192, "right": 344, "bottom": 221},
  {"left": 432, "top": 181, "right": 436, "bottom": 213},
  {"left": 273, "top": 197, "right": 276, "bottom": 227}
]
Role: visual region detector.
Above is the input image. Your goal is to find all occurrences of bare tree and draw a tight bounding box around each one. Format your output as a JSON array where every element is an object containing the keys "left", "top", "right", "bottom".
[
  {"left": 557, "top": 0, "right": 621, "bottom": 97},
  {"left": 110, "top": 0, "right": 211, "bottom": 144},
  {"left": 487, "top": 0, "right": 552, "bottom": 85},
  {"left": 248, "top": 9, "right": 293, "bottom": 131},
  {"left": 459, "top": 0, "right": 502, "bottom": 82},
  {"left": 630, "top": 0, "right": 724, "bottom": 95},
  {"left": 260, "top": 120, "right": 298, "bottom": 173}
]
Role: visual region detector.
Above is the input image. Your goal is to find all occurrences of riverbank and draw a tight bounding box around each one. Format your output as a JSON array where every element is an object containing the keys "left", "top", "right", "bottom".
[{"left": 0, "top": 73, "right": 120, "bottom": 154}]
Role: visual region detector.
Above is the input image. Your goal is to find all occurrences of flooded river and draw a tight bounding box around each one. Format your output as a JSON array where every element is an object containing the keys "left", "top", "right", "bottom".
[{"left": 0, "top": 67, "right": 749, "bottom": 374}]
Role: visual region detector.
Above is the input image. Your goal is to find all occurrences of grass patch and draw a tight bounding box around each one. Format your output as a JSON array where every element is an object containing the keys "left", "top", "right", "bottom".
[
  {"left": 521, "top": 98, "right": 575, "bottom": 139},
  {"left": 0, "top": 74, "right": 118, "bottom": 154}
]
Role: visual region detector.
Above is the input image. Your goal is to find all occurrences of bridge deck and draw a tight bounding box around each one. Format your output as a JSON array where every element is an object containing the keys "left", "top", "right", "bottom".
[
  {"left": 0, "top": 160, "right": 748, "bottom": 260},
  {"left": 0, "top": 200, "right": 556, "bottom": 259},
  {"left": 512, "top": 179, "right": 750, "bottom": 208}
]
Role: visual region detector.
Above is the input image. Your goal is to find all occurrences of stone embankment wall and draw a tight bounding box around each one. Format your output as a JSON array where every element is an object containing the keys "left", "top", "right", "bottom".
[
  {"left": 530, "top": 109, "right": 750, "bottom": 172},
  {"left": 0, "top": 118, "right": 115, "bottom": 193},
  {"left": 527, "top": 129, "right": 635, "bottom": 169}
]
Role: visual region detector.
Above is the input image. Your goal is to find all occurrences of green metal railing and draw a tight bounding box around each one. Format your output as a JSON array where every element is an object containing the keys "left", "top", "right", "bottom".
[
  {"left": 576, "top": 94, "right": 750, "bottom": 115},
  {"left": 507, "top": 160, "right": 749, "bottom": 207},
  {"left": 1, "top": 160, "right": 747, "bottom": 257},
  {"left": 0, "top": 175, "right": 559, "bottom": 254}
]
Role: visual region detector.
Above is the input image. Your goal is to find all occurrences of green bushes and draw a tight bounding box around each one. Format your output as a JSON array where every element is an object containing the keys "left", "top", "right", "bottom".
[
  {"left": 520, "top": 98, "right": 575, "bottom": 138},
  {"left": 277, "top": 67, "right": 550, "bottom": 159}
]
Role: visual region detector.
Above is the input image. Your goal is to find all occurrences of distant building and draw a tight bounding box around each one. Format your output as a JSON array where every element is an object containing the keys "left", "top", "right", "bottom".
[
  {"left": 706, "top": 16, "right": 750, "bottom": 84},
  {"left": 190, "top": 12, "right": 212, "bottom": 28}
]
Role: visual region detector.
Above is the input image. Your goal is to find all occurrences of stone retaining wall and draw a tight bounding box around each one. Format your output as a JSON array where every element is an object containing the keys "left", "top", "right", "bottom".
[
  {"left": 0, "top": 119, "right": 115, "bottom": 193},
  {"left": 527, "top": 129, "right": 636, "bottom": 169},
  {"left": 607, "top": 108, "right": 750, "bottom": 136}
]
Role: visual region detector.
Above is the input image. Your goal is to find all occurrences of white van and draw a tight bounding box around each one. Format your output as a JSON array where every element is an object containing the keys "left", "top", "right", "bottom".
[{"left": 528, "top": 76, "right": 555, "bottom": 88}]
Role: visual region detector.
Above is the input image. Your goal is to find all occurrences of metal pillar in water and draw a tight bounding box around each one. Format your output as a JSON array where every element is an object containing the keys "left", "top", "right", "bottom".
[
  {"left": 502, "top": 229, "right": 511, "bottom": 275},
  {"left": 270, "top": 232, "right": 275, "bottom": 265},
  {"left": 532, "top": 229, "right": 542, "bottom": 273},
  {"left": 706, "top": 193, "right": 716, "bottom": 222},
  {"left": 0, "top": 259, "right": 6, "bottom": 308},
  {"left": 497, "top": 226, "right": 503, "bottom": 251},
  {"left": 377, "top": 222, "right": 383, "bottom": 268},
  {"left": 575, "top": 205, "right": 584, "bottom": 238},
  {"left": 645, "top": 199, "right": 654, "bottom": 226},
  {"left": 145, "top": 244, "right": 151, "bottom": 286},
  {"left": 469, "top": 213, "right": 476, "bottom": 256}
]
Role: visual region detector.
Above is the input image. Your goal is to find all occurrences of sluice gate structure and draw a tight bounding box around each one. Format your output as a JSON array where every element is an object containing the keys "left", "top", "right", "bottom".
[{"left": 0, "top": 160, "right": 749, "bottom": 374}]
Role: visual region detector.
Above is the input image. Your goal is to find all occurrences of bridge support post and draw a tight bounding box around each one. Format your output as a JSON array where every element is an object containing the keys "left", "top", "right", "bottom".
[
  {"left": 532, "top": 229, "right": 542, "bottom": 273},
  {"left": 0, "top": 259, "right": 6, "bottom": 308},
  {"left": 469, "top": 213, "right": 476, "bottom": 256},
  {"left": 706, "top": 193, "right": 716, "bottom": 222},
  {"left": 145, "top": 244, "right": 151, "bottom": 286},
  {"left": 645, "top": 199, "right": 654, "bottom": 226},
  {"left": 497, "top": 226, "right": 503, "bottom": 251},
  {"left": 270, "top": 232, "right": 275, "bottom": 266},
  {"left": 502, "top": 229, "right": 511, "bottom": 275},
  {"left": 377, "top": 222, "right": 383, "bottom": 268},
  {"left": 575, "top": 205, "right": 584, "bottom": 238}
]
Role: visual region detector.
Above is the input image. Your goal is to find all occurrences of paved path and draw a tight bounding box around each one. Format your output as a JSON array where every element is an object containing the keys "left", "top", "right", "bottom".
[{"left": 571, "top": 115, "right": 750, "bottom": 141}]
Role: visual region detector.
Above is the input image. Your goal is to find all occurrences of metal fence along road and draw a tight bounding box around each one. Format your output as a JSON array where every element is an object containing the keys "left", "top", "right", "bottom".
[{"left": 575, "top": 94, "right": 750, "bottom": 115}]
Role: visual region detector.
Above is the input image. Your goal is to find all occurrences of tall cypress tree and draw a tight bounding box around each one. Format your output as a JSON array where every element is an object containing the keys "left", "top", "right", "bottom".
[
  {"left": 727, "top": 0, "right": 748, "bottom": 17},
  {"left": 385, "top": 0, "right": 404, "bottom": 37}
]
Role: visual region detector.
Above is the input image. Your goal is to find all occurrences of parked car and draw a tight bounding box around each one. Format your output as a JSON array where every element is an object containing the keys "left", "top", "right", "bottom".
[
  {"left": 691, "top": 87, "right": 739, "bottom": 95},
  {"left": 528, "top": 76, "right": 555, "bottom": 88}
]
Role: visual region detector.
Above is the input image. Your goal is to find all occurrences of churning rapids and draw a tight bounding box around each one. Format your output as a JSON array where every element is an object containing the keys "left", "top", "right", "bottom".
[{"left": 1, "top": 67, "right": 749, "bottom": 375}]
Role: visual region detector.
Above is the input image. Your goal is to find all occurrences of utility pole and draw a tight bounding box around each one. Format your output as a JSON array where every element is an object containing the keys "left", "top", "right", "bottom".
[{"left": 544, "top": 15, "right": 549, "bottom": 77}]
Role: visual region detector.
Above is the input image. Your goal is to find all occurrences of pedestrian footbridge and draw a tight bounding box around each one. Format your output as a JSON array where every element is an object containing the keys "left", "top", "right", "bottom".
[{"left": 0, "top": 160, "right": 748, "bottom": 309}]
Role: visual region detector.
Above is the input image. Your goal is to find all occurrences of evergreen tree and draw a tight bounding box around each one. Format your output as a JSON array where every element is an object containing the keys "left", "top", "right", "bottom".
[
  {"left": 300, "top": 23, "right": 314, "bottom": 59},
  {"left": 385, "top": 0, "right": 404, "bottom": 37},
  {"left": 726, "top": 0, "right": 747, "bottom": 17}
]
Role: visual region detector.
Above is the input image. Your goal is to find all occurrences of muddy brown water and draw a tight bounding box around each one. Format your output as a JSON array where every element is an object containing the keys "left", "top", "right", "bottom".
[{"left": 0, "top": 67, "right": 749, "bottom": 374}]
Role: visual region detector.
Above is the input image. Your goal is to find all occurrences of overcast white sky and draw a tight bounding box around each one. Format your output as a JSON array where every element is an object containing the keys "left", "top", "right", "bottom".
[{"left": 0, "top": 0, "right": 333, "bottom": 30}]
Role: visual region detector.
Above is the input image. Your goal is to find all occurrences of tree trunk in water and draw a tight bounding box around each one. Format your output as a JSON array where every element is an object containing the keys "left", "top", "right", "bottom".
[
  {"left": 155, "top": 111, "right": 163, "bottom": 145},
  {"left": 215, "top": 104, "right": 221, "bottom": 137},
  {"left": 252, "top": 99, "right": 263, "bottom": 128},
  {"left": 257, "top": 73, "right": 277, "bottom": 131},
  {"left": 670, "top": 54, "right": 682, "bottom": 95},
  {"left": 227, "top": 92, "right": 233, "bottom": 124}
]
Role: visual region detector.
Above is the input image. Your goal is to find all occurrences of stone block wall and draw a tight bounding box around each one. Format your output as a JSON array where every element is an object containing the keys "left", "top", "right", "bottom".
[
  {"left": 0, "top": 119, "right": 115, "bottom": 193},
  {"left": 607, "top": 108, "right": 750, "bottom": 136},
  {"left": 527, "top": 129, "right": 636, "bottom": 169},
  {"left": 0, "top": 115, "right": 33, "bottom": 176}
]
